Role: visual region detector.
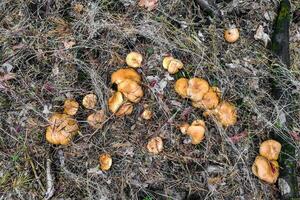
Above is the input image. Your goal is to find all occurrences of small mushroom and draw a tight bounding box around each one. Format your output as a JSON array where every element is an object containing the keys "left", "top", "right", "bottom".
[
  {"left": 192, "top": 87, "right": 220, "bottom": 109},
  {"left": 174, "top": 78, "right": 188, "bottom": 98},
  {"left": 87, "top": 110, "right": 106, "bottom": 128},
  {"left": 111, "top": 68, "right": 141, "bottom": 84},
  {"left": 179, "top": 123, "right": 190, "bottom": 134},
  {"left": 186, "top": 120, "right": 206, "bottom": 144},
  {"left": 187, "top": 78, "right": 210, "bottom": 102},
  {"left": 108, "top": 91, "right": 124, "bottom": 113},
  {"left": 117, "top": 79, "right": 143, "bottom": 103},
  {"left": 46, "top": 113, "right": 79, "bottom": 145},
  {"left": 126, "top": 52, "right": 143, "bottom": 68},
  {"left": 99, "top": 153, "right": 112, "bottom": 171},
  {"left": 224, "top": 28, "right": 239, "bottom": 43},
  {"left": 116, "top": 102, "right": 133, "bottom": 116},
  {"left": 141, "top": 109, "right": 153, "bottom": 120},
  {"left": 252, "top": 155, "right": 279, "bottom": 184},
  {"left": 147, "top": 136, "right": 163, "bottom": 154},
  {"left": 259, "top": 139, "right": 282, "bottom": 161},
  {"left": 63, "top": 99, "right": 79, "bottom": 116},
  {"left": 162, "top": 56, "right": 183, "bottom": 74},
  {"left": 82, "top": 94, "right": 97, "bottom": 109}
]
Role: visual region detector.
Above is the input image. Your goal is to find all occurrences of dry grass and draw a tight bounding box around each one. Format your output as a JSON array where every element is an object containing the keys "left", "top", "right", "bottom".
[{"left": 0, "top": 0, "right": 299, "bottom": 199}]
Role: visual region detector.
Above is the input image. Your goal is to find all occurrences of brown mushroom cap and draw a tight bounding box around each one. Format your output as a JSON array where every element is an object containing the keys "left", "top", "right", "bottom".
[
  {"left": 46, "top": 113, "right": 79, "bottom": 145},
  {"left": 111, "top": 68, "right": 141, "bottom": 84},
  {"left": 224, "top": 28, "right": 239, "bottom": 43},
  {"left": 187, "top": 78, "right": 210, "bottom": 102},
  {"left": 63, "top": 99, "right": 79, "bottom": 116},
  {"left": 252, "top": 155, "right": 279, "bottom": 184},
  {"left": 115, "top": 102, "right": 133, "bottom": 116},
  {"left": 147, "top": 136, "right": 163, "bottom": 154},
  {"left": 99, "top": 153, "right": 112, "bottom": 171},
  {"left": 174, "top": 78, "right": 189, "bottom": 98},
  {"left": 126, "top": 52, "right": 143, "bottom": 68},
  {"left": 117, "top": 79, "right": 143, "bottom": 103},
  {"left": 192, "top": 87, "right": 220, "bottom": 109},
  {"left": 179, "top": 123, "right": 190, "bottom": 134},
  {"left": 82, "top": 94, "right": 97, "bottom": 109},
  {"left": 108, "top": 91, "right": 124, "bottom": 113},
  {"left": 259, "top": 139, "right": 282, "bottom": 161},
  {"left": 186, "top": 120, "right": 206, "bottom": 144},
  {"left": 87, "top": 110, "right": 106, "bottom": 128}
]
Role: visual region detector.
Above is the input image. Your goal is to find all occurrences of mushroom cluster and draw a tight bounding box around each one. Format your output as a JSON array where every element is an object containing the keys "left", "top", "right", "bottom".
[
  {"left": 174, "top": 77, "right": 237, "bottom": 127},
  {"left": 252, "top": 139, "right": 281, "bottom": 184},
  {"left": 180, "top": 120, "right": 206, "bottom": 144},
  {"left": 163, "top": 56, "right": 184, "bottom": 74},
  {"left": 108, "top": 52, "right": 144, "bottom": 116}
]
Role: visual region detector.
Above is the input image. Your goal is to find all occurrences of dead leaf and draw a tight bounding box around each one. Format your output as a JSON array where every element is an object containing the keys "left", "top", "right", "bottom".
[
  {"left": 254, "top": 25, "right": 270, "bottom": 47},
  {"left": 63, "top": 40, "right": 76, "bottom": 49},
  {"left": 0, "top": 73, "right": 15, "bottom": 82},
  {"left": 229, "top": 130, "right": 248, "bottom": 143},
  {"left": 138, "top": 0, "right": 158, "bottom": 11}
]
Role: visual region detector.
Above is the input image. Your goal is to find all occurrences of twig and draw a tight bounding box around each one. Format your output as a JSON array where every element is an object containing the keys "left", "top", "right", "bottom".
[
  {"left": 26, "top": 153, "right": 45, "bottom": 193},
  {"left": 45, "top": 158, "right": 55, "bottom": 200}
]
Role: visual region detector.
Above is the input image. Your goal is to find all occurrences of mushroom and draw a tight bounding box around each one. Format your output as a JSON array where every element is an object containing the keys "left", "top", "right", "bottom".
[
  {"left": 99, "top": 153, "right": 112, "bottom": 171},
  {"left": 174, "top": 78, "right": 188, "bottom": 98},
  {"left": 187, "top": 78, "right": 210, "bottom": 102},
  {"left": 46, "top": 113, "right": 79, "bottom": 145},
  {"left": 259, "top": 139, "right": 282, "bottom": 161},
  {"left": 162, "top": 56, "right": 183, "bottom": 74},
  {"left": 116, "top": 102, "right": 133, "bottom": 116},
  {"left": 141, "top": 109, "right": 153, "bottom": 120},
  {"left": 117, "top": 79, "right": 143, "bottom": 103},
  {"left": 108, "top": 91, "right": 124, "bottom": 113},
  {"left": 87, "top": 110, "right": 106, "bottom": 128},
  {"left": 192, "top": 87, "right": 220, "bottom": 109},
  {"left": 186, "top": 120, "right": 206, "bottom": 144},
  {"left": 204, "top": 101, "right": 237, "bottom": 127},
  {"left": 111, "top": 68, "right": 141, "bottom": 84},
  {"left": 82, "top": 94, "right": 97, "bottom": 109},
  {"left": 126, "top": 52, "right": 143, "bottom": 68},
  {"left": 179, "top": 123, "right": 190, "bottom": 134},
  {"left": 63, "top": 99, "right": 79, "bottom": 116},
  {"left": 252, "top": 155, "right": 279, "bottom": 184},
  {"left": 147, "top": 136, "right": 163, "bottom": 154},
  {"left": 224, "top": 28, "right": 239, "bottom": 43}
]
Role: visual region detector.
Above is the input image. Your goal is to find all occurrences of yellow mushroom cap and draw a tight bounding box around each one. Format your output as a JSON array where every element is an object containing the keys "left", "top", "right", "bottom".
[
  {"left": 111, "top": 68, "right": 141, "bottom": 84},
  {"left": 259, "top": 139, "right": 282, "bottom": 161},
  {"left": 141, "top": 109, "right": 153, "bottom": 120},
  {"left": 186, "top": 120, "right": 206, "bottom": 144},
  {"left": 174, "top": 78, "right": 189, "bottom": 98},
  {"left": 117, "top": 79, "right": 143, "bottom": 103},
  {"left": 192, "top": 87, "right": 220, "bottom": 110},
  {"left": 82, "top": 94, "right": 97, "bottom": 109},
  {"left": 213, "top": 101, "right": 237, "bottom": 126},
  {"left": 179, "top": 123, "right": 190, "bottom": 134},
  {"left": 167, "top": 59, "right": 183, "bottom": 74},
  {"left": 87, "top": 110, "right": 106, "bottom": 128},
  {"left": 147, "top": 136, "right": 163, "bottom": 154},
  {"left": 108, "top": 91, "right": 124, "bottom": 113},
  {"left": 46, "top": 113, "right": 79, "bottom": 145},
  {"left": 63, "top": 99, "right": 79, "bottom": 116},
  {"left": 99, "top": 153, "right": 112, "bottom": 171},
  {"left": 115, "top": 102, "right": 133, "bottom": 116},
  {"left": 163, "top": 56, "right": 173, "bottom": 69},
  {"left": 252, "top": 155, "right": 279, "bottom": 184},
  {"left": 224, "top": 28, "right": 239, "bottom": 43},
  {"left": 126, "top": 52, "right": 143, "bottom": 68},
  {"left": 187, "top": 78, "right": 210, "bottom": 102}
]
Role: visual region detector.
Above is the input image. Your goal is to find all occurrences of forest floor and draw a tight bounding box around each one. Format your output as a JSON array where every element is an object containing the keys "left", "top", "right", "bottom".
[{"left": 0, "top": 0, "right": 300, "bottom": 199}]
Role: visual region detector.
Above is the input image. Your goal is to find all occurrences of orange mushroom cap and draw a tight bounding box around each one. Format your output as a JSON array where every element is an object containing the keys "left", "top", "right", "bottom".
[
  {"left": 259, "top": 139, "right": 282, "bottom": 161},
  {"left": 174, "top": 78, "right": 189, "bottom": 98},
  {"left": 224, "top": 28, "right": 239, "bottom": 43},
  {"left": 162, "top": 56, "right": 183, "bottom": 74},
  {"left": 46, "top": 113, "right": 79, "bottom": 145},
  {"left": 115, "top": 102, "right": 133, "bottom": 116},
  {"left": 192, "top": 87, "right": 220, "bottom": 110},
  {"left": 187, "top": 78, "right": 210, "bottom": 102},
  {"left": 117, "top": 79, "right": 143, "bottom": 103},
  {"left": 82, "top": 94, "right": 97, "bottom": 109},
  {"left": 87, "top": 110, "right": 106, "bottom": 128},
  {"left": 108, "top": 91, "right": 124, "bottom": 113},
  {"left": 111, "top": 68, "right": 141, "bottom": 84},
  {"left": 147, "top": 136, "right": 163, "bottom": 154},
  {"left": 179, "top": 123, "right": 190, "bottom": 134},
  {"left": 186, "top": 120, "right": 206, "bottom": 144},
  {"left": 141, "top": 109, "right": 153, "bottom": 120},
  {"left": 126, "top": 52, "right": 143, "bottom": 68},
  {"left": 63, "top": 99, "right": 79, "bottom": 116},
  {"left": 163, "top": 56, "right": 173, "bottom": 69},
  {"left": 252, "top": 155, "right": 279, "bottom": 184},
  {"left": 99, "top": 153, "right": 112, "bottom": 171}
]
